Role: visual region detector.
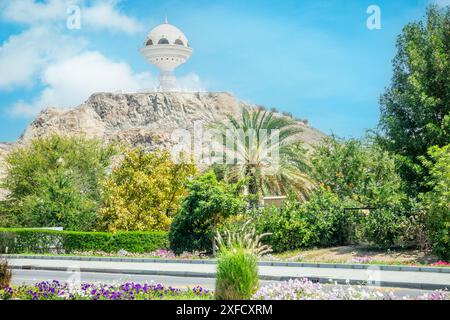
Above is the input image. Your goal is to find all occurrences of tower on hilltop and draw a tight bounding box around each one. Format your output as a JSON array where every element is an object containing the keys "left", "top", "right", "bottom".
[{"left": 140, "top": 17, "right": 193, "bottom": 91}]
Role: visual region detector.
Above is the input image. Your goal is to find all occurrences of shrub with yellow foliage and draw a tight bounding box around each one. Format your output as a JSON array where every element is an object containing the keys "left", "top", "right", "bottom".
[{"left": 98, "top": 149, "right": 197, "bottom": 232}]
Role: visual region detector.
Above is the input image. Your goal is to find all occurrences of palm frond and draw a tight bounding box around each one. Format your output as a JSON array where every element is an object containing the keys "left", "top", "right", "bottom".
[{"left": 209, "top": 105, "right": 313, "bottom": 199}]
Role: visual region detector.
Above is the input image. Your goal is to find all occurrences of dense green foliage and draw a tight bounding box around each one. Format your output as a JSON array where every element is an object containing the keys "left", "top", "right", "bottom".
[
  {"left": 1, "top": 135, "right": 117, "bottom": 231},
  {"left": 361, "top": 205, "right": 414, "bottom": 248},
  {"left": 420, "top": 145, "right": 450, "bottom": 260},
  {"left": 169, "top": 172, "right": 246, "bottom": 254},
  {"left": 312, "top": 136, "right": 406, "bottom": 207},
  {"left": 249, "top": 134, "right": 432, "bottom": 252},
  {"left": 243, "top": 131, "right": 446, "bottom": 255},
  {"left": 308, "top": 137, "right": 419, "bottom": 250},
  {"left": 252, "top": 188, "right": 360, "bottom": 252},
  {"left": 99, "top": 149, "right": 197, "bottom": 232},
  {"left": 0, "top": 228, "right": 168, "bottom": 254},
  {"left": 373, "top": 5, "right": 450, "bottom": 259},
  {"left": 378, "top": 5, "right": 450, "bottom": 195}
]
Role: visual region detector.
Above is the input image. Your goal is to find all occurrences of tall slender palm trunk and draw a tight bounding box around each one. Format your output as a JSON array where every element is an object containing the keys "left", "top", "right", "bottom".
[{"left": 245, "top": 164, "right": 259, "bottom": 208}]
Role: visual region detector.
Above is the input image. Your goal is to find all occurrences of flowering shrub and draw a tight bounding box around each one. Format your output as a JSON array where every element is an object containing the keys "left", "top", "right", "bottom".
[
  {"left": 252, "top": 278, "right": 449, "bottom": 300},
  {"left": 0, "top": 281, "right": 212, "bottom": 300}
]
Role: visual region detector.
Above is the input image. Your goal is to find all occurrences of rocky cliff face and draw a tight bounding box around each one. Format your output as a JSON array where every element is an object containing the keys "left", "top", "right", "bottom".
[
  {"left": 19, "top": 91, "right": 326, "bottom": 149},
  {"left": 19, "top": 92, "right": 243, "bottom": 150},
  {"left": 0, "top": 91, "right": 327, "bottom": 200}
]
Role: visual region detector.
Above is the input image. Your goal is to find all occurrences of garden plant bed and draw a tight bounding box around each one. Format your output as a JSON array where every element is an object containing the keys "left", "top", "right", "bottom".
[
  {"left": 0, "top": 281, "right": 213, "bottom": 300},
  {"left": 1, "top": 279, "right": 448, "bottom": 300}
]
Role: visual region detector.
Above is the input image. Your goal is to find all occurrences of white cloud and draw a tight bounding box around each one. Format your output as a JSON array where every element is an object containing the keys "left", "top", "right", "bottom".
[
  {"left": 9, "top": 51, "right": 158, "bottom": 117},
  {"left": 176, "top": 73, "right": 208, "bottom": 92},
  {"left": 0, "top": 0, "right": 204, "bottom": 118},
  {"left": 0, "top": 26, "right": 86, "bottom": 89},
  {"left": 83, "top": 1, "right": 144, "bottom": 34},
  {"left": 0, "top": 0, "right": 143, "bottom": 34},
  {"left": 0, "top": 0, "right": 67, "bottom": 24},
  {"left": 0, "top": 0, "right": 143, "bottom": 89}
]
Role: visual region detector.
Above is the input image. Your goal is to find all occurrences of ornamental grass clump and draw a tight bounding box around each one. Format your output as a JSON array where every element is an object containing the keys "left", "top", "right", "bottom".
[
  {"left": 214, "top": 222, "right": 271, "bottom": 300},
  {"left": 0, "top": 259, "right": 12, "bottom": 289}
]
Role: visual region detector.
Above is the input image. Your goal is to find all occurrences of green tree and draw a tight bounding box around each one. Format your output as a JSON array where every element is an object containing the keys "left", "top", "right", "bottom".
[
  {"left": 169, "top": 171, "right": 246, "bottom": 254},
  {"left": 311, "top": 136, "right": 406, "bottom": 207},
  {"left": 99, "top": 149, "right": 197, "bottom": 232},
  {"left": 420, "top": 144, "right": 450, "bottom": 260},
  {"left": 209, "top": 107, "right": 312, "bottom": 204},
  {"left": 1, "top": 135, "right": 117, "bottom": 230},
  {"left": 378, "top": 5, "right": 450, "bottom": 195}
]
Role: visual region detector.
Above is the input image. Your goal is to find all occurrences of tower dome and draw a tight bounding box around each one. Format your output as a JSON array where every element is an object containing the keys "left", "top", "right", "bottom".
[
  {"left": 140, "top": 18, "right": 193, "bottom": 91},
  {"left": 146, "top": 23, "right": 189, "bottom": 47}
]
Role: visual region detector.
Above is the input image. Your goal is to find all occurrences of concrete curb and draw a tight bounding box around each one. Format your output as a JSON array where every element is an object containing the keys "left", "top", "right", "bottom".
[
  {"left": 11, "top": 265, "right": 449, "bottom": 291},
  {"left": 3, "top": 254, "right": 450, "bottom": 274}
]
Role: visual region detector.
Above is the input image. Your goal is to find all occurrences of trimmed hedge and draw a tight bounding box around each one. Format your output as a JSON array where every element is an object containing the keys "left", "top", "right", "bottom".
[{"left": 0, "top": 228, "right": 168, "bottom": 254}]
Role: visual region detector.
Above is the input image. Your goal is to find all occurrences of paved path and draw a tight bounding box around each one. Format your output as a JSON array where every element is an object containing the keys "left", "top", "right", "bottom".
[{"left": 7, "top": 258, "right": 450, "bottom": 290}]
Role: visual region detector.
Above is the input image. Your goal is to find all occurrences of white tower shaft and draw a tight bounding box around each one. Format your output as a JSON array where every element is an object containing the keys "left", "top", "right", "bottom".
[{"left": 159, "top": 70, "right": 176, "bottom": 91}]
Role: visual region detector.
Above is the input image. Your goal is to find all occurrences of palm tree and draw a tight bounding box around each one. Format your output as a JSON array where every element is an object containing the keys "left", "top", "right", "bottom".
[{"left": 209, "top": 107, "right": 312, "bottom": 205}]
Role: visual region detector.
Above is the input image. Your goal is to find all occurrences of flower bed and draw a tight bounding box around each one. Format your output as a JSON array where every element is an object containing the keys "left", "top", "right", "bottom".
[
  {"left": 351, "top": 256, "right": 374, "bottom": 264},
  {"left": 430, "top": 261, "right": 450, "bottom": 267},
  {"left": 252, "top": 278, "right": 449, "bottom": 300},
  {"left": 64, "top": 249, "right": 207, "bottom": 259},
  {"left": 2, "top": 279, "right": 449, "bottom": 300},
  {"left": 0, "top": 281, "right": 212, "bottom": 300}
]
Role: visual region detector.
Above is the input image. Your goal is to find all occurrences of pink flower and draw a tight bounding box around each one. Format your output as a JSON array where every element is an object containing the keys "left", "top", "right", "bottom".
[{"left": 430, "top": 261, "right": 450, "bottom": 267}]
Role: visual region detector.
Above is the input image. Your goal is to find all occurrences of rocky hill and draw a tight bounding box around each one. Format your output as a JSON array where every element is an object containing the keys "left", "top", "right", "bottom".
[
  {"left": 0, "top": 91, "right": 327, "bottom": 200},
  {"left": 20, "top": 92, "right": 242, "bottom": 150}
]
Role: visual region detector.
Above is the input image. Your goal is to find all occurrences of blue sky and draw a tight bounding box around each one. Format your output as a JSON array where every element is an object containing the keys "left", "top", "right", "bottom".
[{"left": 0, "top": 0, "right": 447, "bottom": 142}]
